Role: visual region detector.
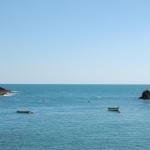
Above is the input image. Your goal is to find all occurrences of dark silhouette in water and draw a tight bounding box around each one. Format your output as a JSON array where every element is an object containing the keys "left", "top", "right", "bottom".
[{"left": 139, "top": 89, "right": 150, "bottom": 99}]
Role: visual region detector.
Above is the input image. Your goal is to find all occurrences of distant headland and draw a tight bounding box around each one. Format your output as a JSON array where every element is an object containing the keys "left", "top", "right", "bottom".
[{"left": 0, "top": 87, "right": 11, "bottom": 96}]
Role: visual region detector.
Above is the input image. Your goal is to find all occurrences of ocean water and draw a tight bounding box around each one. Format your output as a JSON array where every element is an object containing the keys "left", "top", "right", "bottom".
[{"left": 0, "top": 84, "right": 150, "bottom": 150}]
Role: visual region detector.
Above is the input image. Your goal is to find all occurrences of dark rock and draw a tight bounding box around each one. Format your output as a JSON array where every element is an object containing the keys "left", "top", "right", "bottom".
[
  {"left": 139, "top": 89, "right": 150, "bottom": 99},
  {"left": 0, "top": 87, "right": 11, "bottom": 95}
]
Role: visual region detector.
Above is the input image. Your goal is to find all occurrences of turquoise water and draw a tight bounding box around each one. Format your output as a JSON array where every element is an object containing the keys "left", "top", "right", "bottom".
[{"left": 0, "top": 84, "right": 150, "bottom": 150}]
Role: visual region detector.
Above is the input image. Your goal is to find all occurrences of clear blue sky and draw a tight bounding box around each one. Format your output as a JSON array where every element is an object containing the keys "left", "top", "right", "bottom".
[{"left": 0, "top": 0, "right": 150, "bottom": 84}]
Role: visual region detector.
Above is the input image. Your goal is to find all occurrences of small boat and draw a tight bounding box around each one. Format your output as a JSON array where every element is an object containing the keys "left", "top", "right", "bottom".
[
  {"left": 16, "top": 110, "right": 33, "bottom": 113},
  {"left": 108, "top": 107, "right": 120, "bottom": 112}
]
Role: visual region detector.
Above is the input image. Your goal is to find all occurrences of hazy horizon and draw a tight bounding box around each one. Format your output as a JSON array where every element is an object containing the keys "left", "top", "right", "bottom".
[{"left": 1, "top": 0, "right": 150, "bottom": 84}]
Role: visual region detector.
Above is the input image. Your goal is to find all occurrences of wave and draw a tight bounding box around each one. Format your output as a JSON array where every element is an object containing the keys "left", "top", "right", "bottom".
[{"left": 4, "top": 91, "right": 19, "bottom": 97}]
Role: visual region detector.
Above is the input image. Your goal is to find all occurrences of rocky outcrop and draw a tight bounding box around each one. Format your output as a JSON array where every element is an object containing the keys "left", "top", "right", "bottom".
[
  {"left": 139, "top": 89, "right": 150, "bottom": 99},
  {"left": 0, "top": 87, "right": 11, "bottom": 95}
]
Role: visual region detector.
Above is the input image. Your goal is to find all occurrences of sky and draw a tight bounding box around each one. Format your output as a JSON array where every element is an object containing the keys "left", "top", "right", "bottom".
[{"left": 0, "top": 0, "right": 150, "bottom": 84}]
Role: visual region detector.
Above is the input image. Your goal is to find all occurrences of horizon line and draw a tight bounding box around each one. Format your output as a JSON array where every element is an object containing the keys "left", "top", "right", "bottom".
[{"left": 1, "top": 83, "right": 150, "bottom": 85}]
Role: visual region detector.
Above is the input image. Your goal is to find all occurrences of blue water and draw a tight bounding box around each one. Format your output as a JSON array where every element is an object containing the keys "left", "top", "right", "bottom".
[{"left": 0, "top": 84, "right": 150, "bottom": 150}]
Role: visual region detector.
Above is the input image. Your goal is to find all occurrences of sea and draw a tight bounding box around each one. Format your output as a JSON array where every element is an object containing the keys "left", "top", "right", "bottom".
[{"left": 0, "top": 84, "right": 150, "bottom": 150}]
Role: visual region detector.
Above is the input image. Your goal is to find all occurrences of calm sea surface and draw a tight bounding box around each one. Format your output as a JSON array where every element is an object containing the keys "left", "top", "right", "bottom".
[{"left": 0, "top": 84, "right": 150, "bottom": 150}]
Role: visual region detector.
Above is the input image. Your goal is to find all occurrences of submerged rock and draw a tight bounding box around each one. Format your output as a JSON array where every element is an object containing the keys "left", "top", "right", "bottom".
[
  {"left": 139, "top": 89, "right": 150, "bottom": 99},
  {"left": 0, "top": 87, "right": 11, "bottom": 96}
]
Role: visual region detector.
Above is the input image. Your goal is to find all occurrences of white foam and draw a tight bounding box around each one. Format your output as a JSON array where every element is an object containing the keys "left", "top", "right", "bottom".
[{"left": 4, "top": 91, "right": 18, "bottom": 96}]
